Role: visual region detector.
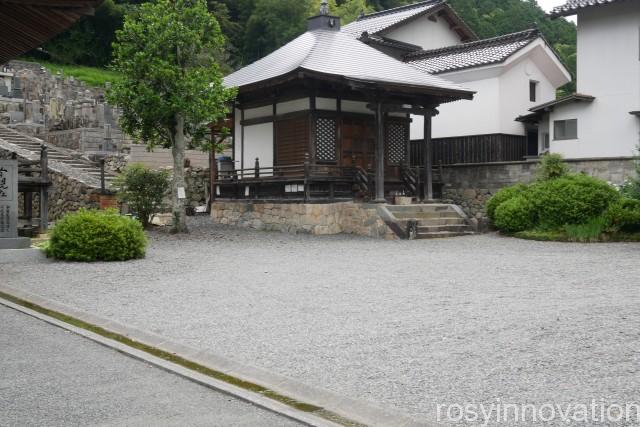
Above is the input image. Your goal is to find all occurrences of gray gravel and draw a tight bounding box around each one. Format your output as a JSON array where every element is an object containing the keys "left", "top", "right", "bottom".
[
  {"left": 2, "top": 217, "right": 640, "bottom": 426},
  {"left": 0, "top": 304, "right": 303, "bottom": 427}
]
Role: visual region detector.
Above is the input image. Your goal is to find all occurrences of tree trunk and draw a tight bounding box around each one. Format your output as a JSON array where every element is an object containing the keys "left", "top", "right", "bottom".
[{"left": 171, "top": 113, "right": 188, "bottom": 233}]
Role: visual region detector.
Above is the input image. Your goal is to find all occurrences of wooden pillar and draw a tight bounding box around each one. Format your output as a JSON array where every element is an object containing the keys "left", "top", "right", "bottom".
[
  {"left": 423, "top": 113, "right": 433, "bottom": 201},
  {"left": 374, "top": 101, "right": 385, "bottom": 202}
]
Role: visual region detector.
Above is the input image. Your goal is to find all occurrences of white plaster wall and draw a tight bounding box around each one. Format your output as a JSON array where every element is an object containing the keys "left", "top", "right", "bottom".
[
  {"left": 411, "top": 48, "right": 566, "bottom": 141},
  {"left": 242, "top": 123, "right": 274, "bottom": 176},
  {"left": 316, "top": 97, "right": 337, "bottom": 111},
  {"left": 412, "top": 77, "right": 500, "bottom": 140},
  {"left": 244, "top": 105, "right": 272, "bottom": 120},
  {"left": 538, "top": 116, "right": 550, "bottom": 154},
  {"left": 500, "top": 56, "right": 556, "bottom": 136},
  {"left": 277, "top": 98, "right": 310, "bottom": 115},
  {"left": 554, "top": 1, "right": 640, "bottom": 158},
  {"left": 342, "top": 100, "right": 373, "bottom": 115},
  {"left": 384, "top": 14, "right": 462, "bottom": 50}
]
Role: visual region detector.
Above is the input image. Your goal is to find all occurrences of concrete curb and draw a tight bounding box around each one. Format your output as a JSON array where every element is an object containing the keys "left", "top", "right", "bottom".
[{"left": 0, "top": 284, "right": 441, "bottom": 427}]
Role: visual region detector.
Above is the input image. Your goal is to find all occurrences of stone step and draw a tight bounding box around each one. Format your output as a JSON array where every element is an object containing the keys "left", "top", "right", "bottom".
[
  {"left": 392, "top": 211, "right": 456, "bottom": 220},
  {"left": 418, "top": 224, "right": 473, "bottom": 233},
  {"left": 416, "top": 217, "right": 467, "bottom": 226},
  {"left": 415, "top": 231, "right": 475, "bottom": 239},
  {"left": 387, "top": 204, "right": 455, "bottom": 213}
]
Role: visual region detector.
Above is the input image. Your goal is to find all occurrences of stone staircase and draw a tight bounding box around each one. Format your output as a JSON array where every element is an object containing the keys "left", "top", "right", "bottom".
[
  {"left": 0, "top": 124, "right": 115, "bottom": 187},
  {"left": 384, "top": 204, "right": 474, "bottom": 239}
]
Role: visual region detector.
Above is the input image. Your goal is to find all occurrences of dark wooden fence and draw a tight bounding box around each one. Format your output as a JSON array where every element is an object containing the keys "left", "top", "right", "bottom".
[{"left": 410, "top": 134, "right": 528, "bottom": 166}]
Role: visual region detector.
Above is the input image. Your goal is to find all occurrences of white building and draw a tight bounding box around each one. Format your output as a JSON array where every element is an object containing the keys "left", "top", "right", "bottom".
[
  {"left": 523, "top": 0, "right": 640, "bottom": 159},
  {"left": 342, "top": 0, "right": 572, "bottom": 163}
]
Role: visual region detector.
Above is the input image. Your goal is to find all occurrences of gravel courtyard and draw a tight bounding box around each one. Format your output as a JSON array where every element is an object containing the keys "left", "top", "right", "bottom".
[{"left": 2, "top": 217, "right": 639, "bottom": 426}]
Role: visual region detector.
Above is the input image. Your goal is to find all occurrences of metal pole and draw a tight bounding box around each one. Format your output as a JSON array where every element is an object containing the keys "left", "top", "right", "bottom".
[{"left": 375, "top": 101, "right": 385, "bottom": 202}]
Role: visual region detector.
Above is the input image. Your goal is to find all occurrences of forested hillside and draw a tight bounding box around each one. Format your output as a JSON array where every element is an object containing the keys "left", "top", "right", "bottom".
[{"left": 35, "top": 0, "right": 576, "bottom": 90}]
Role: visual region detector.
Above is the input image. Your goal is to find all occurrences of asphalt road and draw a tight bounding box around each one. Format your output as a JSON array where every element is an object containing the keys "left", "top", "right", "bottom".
[{"left": 0, "top": 304, "right": 303, "bottom": 427}]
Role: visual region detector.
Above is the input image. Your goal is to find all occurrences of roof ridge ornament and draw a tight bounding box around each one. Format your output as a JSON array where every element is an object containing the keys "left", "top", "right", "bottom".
[{"left": 320, "top": 0, "right": 329, "bottom": 16}]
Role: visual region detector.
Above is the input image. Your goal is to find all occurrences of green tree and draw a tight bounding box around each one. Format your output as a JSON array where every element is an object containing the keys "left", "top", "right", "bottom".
[
  {"left": 242, "top": 0, "right": 313, "bottom": 64},
  {"left": 115, "top": 164, "right": 170, "bottom": 229},
  {"left": 108, "top": 0, "right": 236, "bottom": 233},
  {"left": 41, "top": 0, "right": 125, "bottom": 67}
]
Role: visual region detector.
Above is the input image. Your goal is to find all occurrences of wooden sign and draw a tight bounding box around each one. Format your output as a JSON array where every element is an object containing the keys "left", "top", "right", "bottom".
[{"left": 0, "top": 159, "right": 18, "bottom": 238}]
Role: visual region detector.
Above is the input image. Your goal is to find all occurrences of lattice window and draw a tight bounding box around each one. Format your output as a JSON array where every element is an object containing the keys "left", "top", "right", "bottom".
[
  {"left": 387, "top": 123, "right": 407, "bottom": 165},
  {"left": 315, "top": 117, "right": 337, "bottom": 162}
]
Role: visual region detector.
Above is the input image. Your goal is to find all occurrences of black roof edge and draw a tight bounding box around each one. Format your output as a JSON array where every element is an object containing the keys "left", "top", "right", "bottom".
[
  {"left": 355, "top": 1, "right": 478, "bottom": 42},
  {"left": 359, "top": 33, "right": 423, "bottom": 52},
  {"left": 234, "top": 67, "right": 475, "bottom": 102},
  {"left": 529, "top": 93, "right": 595, "bottom": 112},
  {"left": 356, "top": 0, "right": 443, "bottom": 21},
  {"left": 549, "top": 0, "right": 626, "bottom": 18}
]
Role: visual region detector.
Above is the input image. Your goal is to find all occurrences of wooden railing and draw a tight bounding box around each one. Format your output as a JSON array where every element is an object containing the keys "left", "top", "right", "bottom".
[
  {"left": 214, "top": 157, "right": 359, "bottom": 201},
  {"left": 400, "top": 163, "right": 444, "bottom": 198}
]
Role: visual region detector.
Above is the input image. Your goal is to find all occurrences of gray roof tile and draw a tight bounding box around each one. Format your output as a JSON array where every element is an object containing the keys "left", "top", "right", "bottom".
[
  {"left": 550, "top": 0, "right": 629, "bottom": 17},
  {"left": 224, "top": 28, "right": 472, "bottom": 97},
  {"left": 405, "top": 29, "right": 539, "bottom": 74},
  {"left": 341, "top": 0, "right": 443, "bottom": 37}
]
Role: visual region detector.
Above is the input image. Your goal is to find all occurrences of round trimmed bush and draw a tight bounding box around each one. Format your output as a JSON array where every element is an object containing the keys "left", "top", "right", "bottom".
[
  {"left": 486, "top": 183, "right": 529, "bottom": 222},
  {"left": 603, "top": 198, "right": 640, "bottom": 233},
  {"left": 529, "top": 174, "right": 620, "bottom": 228},
  {"left": 46, "top": 209, "right": 147, "bottom": 262},
  {"left": 494, "top": 195, "right": 535, "bottom": 232}
]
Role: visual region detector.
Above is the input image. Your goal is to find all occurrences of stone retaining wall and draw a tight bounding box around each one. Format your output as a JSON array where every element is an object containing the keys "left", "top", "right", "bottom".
[
  {"left": 211, "top": 201, "right": 396, "bottom": 239},
  {"left": 440, "top": 157, "right": 636, "bottom": 226}
]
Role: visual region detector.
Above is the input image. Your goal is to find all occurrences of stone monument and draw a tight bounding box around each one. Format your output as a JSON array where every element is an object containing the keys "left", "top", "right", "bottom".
[{"left": 0, "top": 158, "right": 30, "bottom": 249}]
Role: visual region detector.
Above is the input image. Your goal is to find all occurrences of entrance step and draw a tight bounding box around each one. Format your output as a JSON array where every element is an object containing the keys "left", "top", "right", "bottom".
[
  {"left": 381, "top": 203, "right": 475, "bottom": 239},
  {"left": 415, "top": 231, "right": 475, "bottom": 239}
]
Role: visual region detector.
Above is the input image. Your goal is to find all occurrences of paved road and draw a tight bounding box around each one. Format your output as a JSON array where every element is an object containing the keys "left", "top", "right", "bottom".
[
  {"left": 0, "top": 305, "right": 302, "bottom": 427},
  {"left": 2, "top": 217, "right": 640, "bottom": 425}
]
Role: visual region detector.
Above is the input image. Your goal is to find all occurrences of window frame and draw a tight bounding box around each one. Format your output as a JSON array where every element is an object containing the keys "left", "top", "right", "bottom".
[
  {"left": 553, "top": 119, "right": 578, "bottom": 141},
  {"left": 529, "top": 80, "right": 538, "bottom": 103}
]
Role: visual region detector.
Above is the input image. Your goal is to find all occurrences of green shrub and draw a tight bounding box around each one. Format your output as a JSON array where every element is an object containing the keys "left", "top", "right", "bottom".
[
  {"left": 115, "top": 164, "right": 169, "bottom": 229},
  {"left": 603, "top": 198, "right": 640, "bottom": 233},
  {"left": 486, "top": 183, "right": 529, "bottom": 222},
  {"left": 529, "top": 174, "right": 620, "bottom": 228},
  {"left": 536, "top": 153, "right": 569, "bottom": 181},
  {"left": 564, "top": 216, "right": 607, "bottom": 242},
  {"left": 494, "top": 195, "right": 535, "bottom": 232},
  {"left": 46, "top": 209, "right": 147, "bottom": 262}
]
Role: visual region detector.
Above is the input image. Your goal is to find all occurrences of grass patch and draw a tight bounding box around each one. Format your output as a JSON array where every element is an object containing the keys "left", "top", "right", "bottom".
[
  {"left": 564, "top": 216, "right": 607, "bottom": 242},
  {"left": 513, "top": 229, "right": 640, "bottom": 243},
  {"left": 0, "top": 291, "right": 365, "bottom": 427},
  {"left": 24, "top": 59, "right": 121, "bottom": 87}
]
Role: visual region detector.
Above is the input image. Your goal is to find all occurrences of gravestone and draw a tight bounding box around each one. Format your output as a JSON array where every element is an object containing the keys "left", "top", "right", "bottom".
[{"left": 0, "top": 159, "right": 30, "bottom": 249}]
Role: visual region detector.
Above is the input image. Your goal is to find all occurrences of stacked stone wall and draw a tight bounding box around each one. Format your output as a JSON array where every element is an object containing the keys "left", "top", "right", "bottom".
[
  {"left": 211, "top": 201, "right": 396, "bottom": 239},
  {"left": 440, "top": 157, "right": 636, "bottom": 226}
]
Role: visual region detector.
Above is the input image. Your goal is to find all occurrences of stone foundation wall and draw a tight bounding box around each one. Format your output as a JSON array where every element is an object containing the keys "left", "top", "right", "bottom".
[
  {"left": 211, "top": 201, "right": 396, "bottom": 239},
  {"left": 48, "top": 170, "right": 102, "bottom": 220},
  {"left": 440, "top": 157, "right": 636, "bottom": 226}
]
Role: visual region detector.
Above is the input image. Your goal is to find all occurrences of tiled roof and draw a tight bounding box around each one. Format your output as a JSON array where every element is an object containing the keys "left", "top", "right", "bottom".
[
  {"left": 550, "top": 0, "right": 628, "bottom": 17},
  {"left": 359, "top": 33, "right": 423, "bottom": 53},
  {"left": 342, "top": 0, "right": 443, "bottom": 37},
  {"left": 224, "top": 28, "right": 473, "bottom": 98},
  {"left": 529, "top": 93, "right": 595, "bottom": 112},
  {"left": 405, "top": 29, "right": 539, "bottom": 74}
]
